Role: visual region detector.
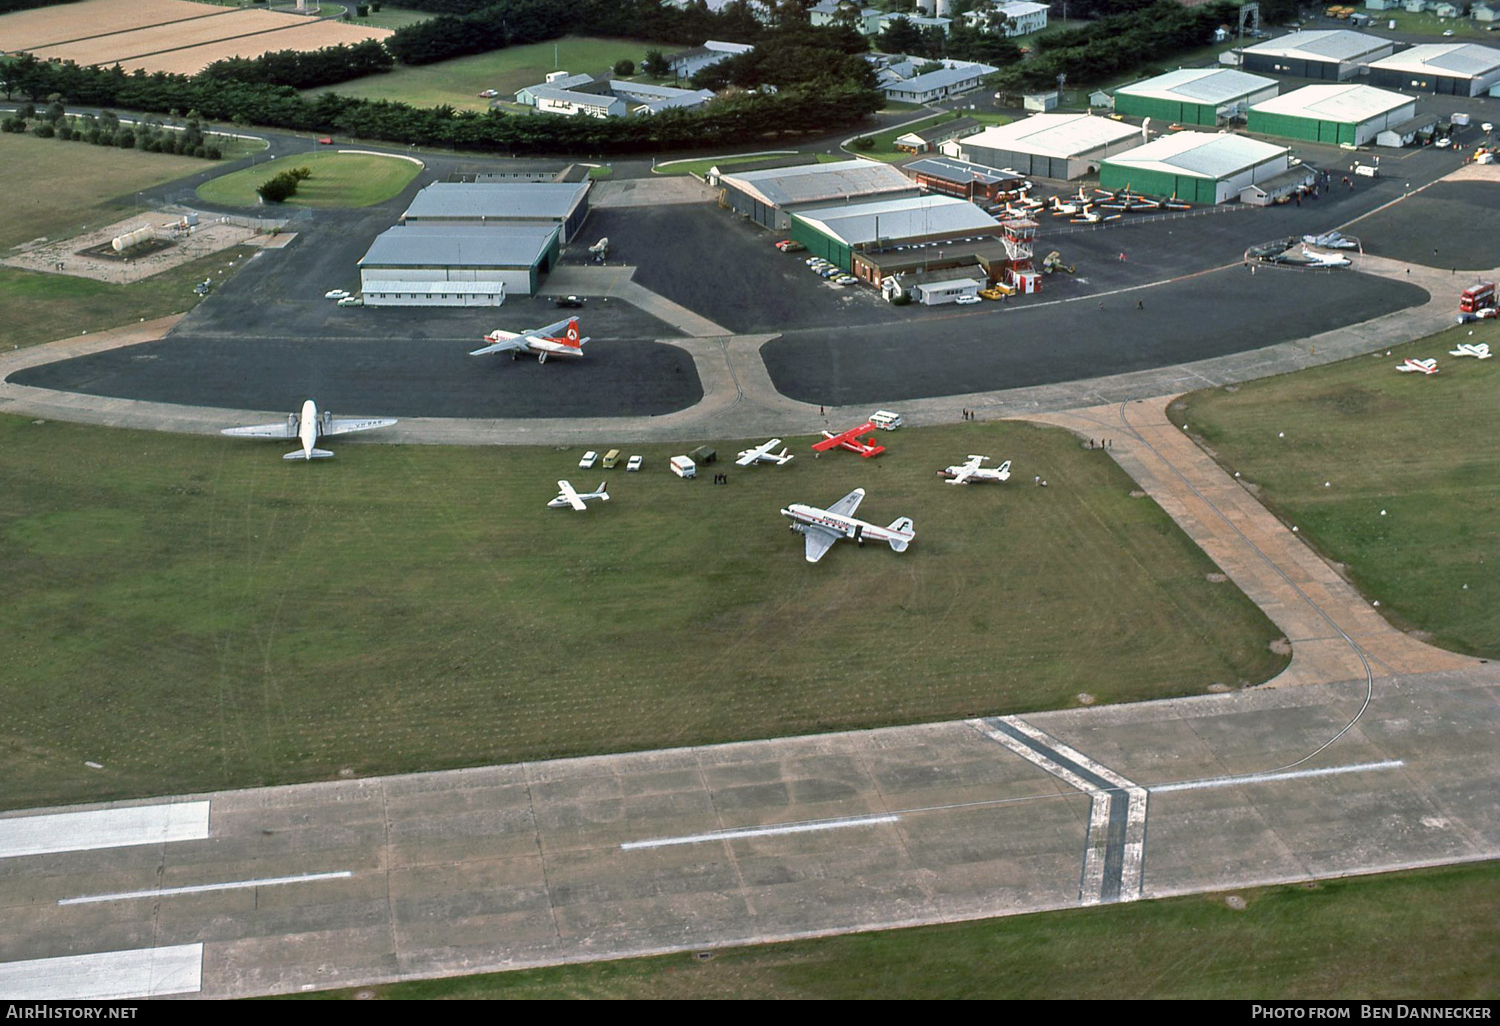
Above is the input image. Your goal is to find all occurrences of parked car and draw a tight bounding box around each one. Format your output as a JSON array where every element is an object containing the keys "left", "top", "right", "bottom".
[
  {"left": 324, "top": 289, "right": 350, "bottom": 300},
  {"left": 979, "top": 288, "right": 1005, "bottom": 300},
  {"left": 317, "top": 136, "right": 334, "bottom": 145},
  {"left": 602, "top": 449, "right": 621, "bottom": 468},
  {"left": 805, "top": 256, "right": 827, "bottom": 266},
  {"left": 555, "top": 295, "right": 584, "bottom": 308},
  {"left": 776, "top": 239, "right": 805, "bottom": 252},
  {"left": 477, "top": 89, "right": 499, "bottom": 98},
  {"left": 626, "top": 454, "right": 643, "bottom": 472},
  {"left": 336, "top": 296, "right": 363, "bottom": 307},
  {"left": 834, "top": 274, "right": 859, "bottom": 285},
  {"left": 1442, "top": 28, "right": 1455, "bottom": 36},
  {"left": 578, "top": 450, "right": 598, "bottom": 469},
  {"left": 954, "top": 294, "right": 982, "bottom": 305}
]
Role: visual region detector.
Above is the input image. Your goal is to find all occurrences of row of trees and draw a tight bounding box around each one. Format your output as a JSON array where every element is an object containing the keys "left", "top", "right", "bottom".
[
  {"left": 876, "top": 16, "right": 1023, "bottom": 67},
  {"left": 198, "top": 40, "right": 394, "bottom": 91},
  {"left": 0, "top": 0, "right": 77, "bottom": 12},
  {"left": 1, "top": 105, "right": 223, "bottom": 158}
]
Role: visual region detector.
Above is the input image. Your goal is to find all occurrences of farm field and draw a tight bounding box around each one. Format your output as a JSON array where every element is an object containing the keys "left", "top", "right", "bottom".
[
  {"left": 0, "top": 418, "right": 1285, "bottom": 810},
  {"left": 1179, "top": 319, "right": 1500, "bottom": 658},
  {"left": 303, "top": 861, "right": 1500, "bottom": 999},
  {"left": 304, "top": 35, "right": 679, "bottom": 112},
  {"left": 195, "top": 150, "right": 422, "bottom": 207}
]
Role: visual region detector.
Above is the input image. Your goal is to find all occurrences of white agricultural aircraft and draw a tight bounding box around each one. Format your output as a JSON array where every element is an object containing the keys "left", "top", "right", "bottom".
[
  {"left": 220, "top": 399, "right": 396, "bottom": 460},
  {"left": 471, "top": 316, "right": 589, "bottom": 364},
  {"left": 939, "top": 455, "right": 1012, "bottom": 485},
  {"left": 548, "top": 480, "right": 610, "bottom": 511},
  {"left": 1397, "top": 358, "right": 1439, "bottom": 374},
  {"left": 781, "top": 488, "right": 914, "bottom": 564},
  {"left": 735, "top": 438, "right": 795, "bottom": 467},
  {"left": 1449, "top": 342, "right": 1492, "bottom": 359}
]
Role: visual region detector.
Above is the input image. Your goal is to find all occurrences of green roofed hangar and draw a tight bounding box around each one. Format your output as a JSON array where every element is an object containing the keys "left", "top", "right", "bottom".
[
  {"left": 1112, "top": 68, "right": 1280, "bottom": 126},
  {"left": 1099, "top": 131, "right": 1292, "bottom": 205},
  {"left": 788, "top": 194, "right": 1001, "bottom": 278},
  {"left": 1248, "top": 83, "right": 1416, "bottom": 146}
]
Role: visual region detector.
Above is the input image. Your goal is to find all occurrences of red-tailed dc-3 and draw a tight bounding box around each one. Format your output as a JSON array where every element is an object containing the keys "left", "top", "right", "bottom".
[
  {"left": 470, "top": 316, "right": 589, "bottom": 364},
  {"left": 220, "top": 399, "right": 397, "bottom": 460},
  {"left": 781, "top": 488, "right": 914, "bottom": 564}
]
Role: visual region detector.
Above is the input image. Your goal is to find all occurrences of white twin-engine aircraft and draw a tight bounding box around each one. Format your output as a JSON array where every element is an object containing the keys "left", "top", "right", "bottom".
[
  {"left": 1449, "top": 342, "right": 1492, "bottom": 359},
  {"left": 548, "top": 480, "right": 609, "bottom": 511},
  {"left": 471, "top": 316, "right": 589, "bottom": 364},
  {"left": 221, "top": 399, "right": 397, "bottom": 460},
  {"left": 781, "top": 488, "right": 914, "bottom": 564},
  {"left": 735, "top": 438, "right": 795, "bottom": 467},
  {"left": 939, "top": 454, "right": 1012, "bottom": 485},
  {"left": 1396, "top": 357, "right": 1439, "bottom": 374}
]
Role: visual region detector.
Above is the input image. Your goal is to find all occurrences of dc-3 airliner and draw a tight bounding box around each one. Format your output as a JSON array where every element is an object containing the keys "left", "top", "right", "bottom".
[
  {"left": 736, "top": 438, "right": 795, "bottom": 467},
  {"left": 471, "top": 316, "right": 588, "bottom": 364},
  {"left": 221, "top": 399, "right": 397, "bottom": 460},
  {"left": 781, "top": 488, "right": 914, "bottom": 564},
  {"left": 939, "top": 455, "right": 1012, "bottom": 485},
  {"left": 548, "top": 480, "right": 609, "bottom": 511}
]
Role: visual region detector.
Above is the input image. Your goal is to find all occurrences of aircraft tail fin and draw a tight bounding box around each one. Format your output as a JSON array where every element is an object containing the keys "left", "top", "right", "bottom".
[
  {"left": 284, "top": 448, "right": 335, "bottom": 460},
  {"left": 887, "top": 517, "right": 914, "bottom": 552},
  {"left": 563, "top": 319, "right": 585, "bottom": 348},
  {"left": 597, "top": 482, "right": 609, "bottom": 501}
]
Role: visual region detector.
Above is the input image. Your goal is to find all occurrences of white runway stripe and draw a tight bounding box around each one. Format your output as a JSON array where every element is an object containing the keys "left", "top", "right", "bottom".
[
  {"left": 622, "top": 814, "right": 899, "bottom": 850},
  {"left": 1149, "top": 760, "right": 1404, "bottom": 794},
  {"left": 0, "top": 801, "right": 210, "bottom": 859},
  {"left": 58, "top": 870, "right": 353, "bottom": 906},
  {"left": 0, "top": 943, "right": 202, "bottom": 999}
]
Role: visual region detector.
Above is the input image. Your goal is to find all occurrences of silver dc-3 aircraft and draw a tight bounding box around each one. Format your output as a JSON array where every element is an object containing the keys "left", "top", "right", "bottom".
[
  {"left": 781, "top": 488, "right": 914, "bottom": 563},
  {"left": 221, "top": 399, "right": 396, "bottom": 460},
  {"left": 471, "top": 316, "right": 589, "bottom": 364},
  {"left": 735, "top": 438, "right": 794, "bottom": 467},
  {"left": 548, "top": 480, "right": 609, "bottom": 510},
  {"left": 939, "top": 455, "right": 1012, "bottom": 485}
]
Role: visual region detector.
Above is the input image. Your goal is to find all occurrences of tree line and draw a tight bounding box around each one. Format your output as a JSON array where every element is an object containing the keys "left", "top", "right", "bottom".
[{"left": 1, "top": 103, "right": 224, "bottom": 159}]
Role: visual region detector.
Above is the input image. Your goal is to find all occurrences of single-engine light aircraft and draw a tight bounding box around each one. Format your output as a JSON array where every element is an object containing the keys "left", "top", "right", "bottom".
[
  {"left": 736, "top": 438, "right": 795, "bottom": 467},
  {"left": 813, "top": 422, "right": 887, "bottom": 459}
]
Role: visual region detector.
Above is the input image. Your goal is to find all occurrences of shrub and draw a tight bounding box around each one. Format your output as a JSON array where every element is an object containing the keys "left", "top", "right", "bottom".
[
  {"left": 115, "top": 129, "right": 135, "bottom": 148},
  {"left": 31, "top": 123, "right": 54, "bottom": 138},
  {"left": 853, "top": 135, "right": 874, "bottom": 150},
  {"left": 613, "top": 59, "right": 635, "bottom": 76}
]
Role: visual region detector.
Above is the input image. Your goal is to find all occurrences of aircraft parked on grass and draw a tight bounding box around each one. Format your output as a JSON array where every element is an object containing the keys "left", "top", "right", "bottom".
[
  {"left": 1397, "top": 358, "right": 1439, "bottom": 374},
  {"left": 781, "top": 488, "right": 915, "bottom": 564},
  {"left": 471, "top": 317, "right": 589, "bottom": 364},
  {"left": 548, "top": 480, "right": 610, "bottom": 510},
  {"left": 939, "top": 455, "right": 1012, "bottom": 485},
  {"left": 221, "top": 399, "right": 396, "bottom": 460},
  {"left": 1449, "top": 342, "right": 1492, "bottom": 359},
  {"left": 735, "top": 438, "right": 795, "bottom": 467},
  {"left": 813, "top": 422, "right": 887, "bottom": 458}
]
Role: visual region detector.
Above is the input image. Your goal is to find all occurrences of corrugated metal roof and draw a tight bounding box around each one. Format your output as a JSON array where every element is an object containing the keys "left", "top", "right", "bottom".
[
  {"left": 1104, "top": 131, "right": 1287, "bottom": 179},
  {"left": 958, "top": 114, "right": 1141, "bottom": 159},
  {"left": 903, "top": 155, "right": 1023, "bottom": 184},
  {"left": 1370, "top": 43, "right": 1500, "bottom": 78},
  {"left": 793, "top": 195, "right": 999, "bottom": 246},
  {"left": 1250, "top": 84, "right": 1413, "bottom": 124},
  {"left": 362, "top": 280, "right": 508, "bottom": 295},
  {"left": 359, "top": 224, "right": 559, "bottom": 268},
  {"left": 403, "top": 182, "right": 589, "bottom": 220},
  {"left": 720, "top": 159, "right": 915, "bottom": 208},
  {"left": 884, "top": 64, "right": 996, "bottom": 94},
  {"left": 1242, "top": 29, "right": 1389, "bottom": 62},
  {"left": 1117, "top": 68, "right": 1278, "bottom": 105}
]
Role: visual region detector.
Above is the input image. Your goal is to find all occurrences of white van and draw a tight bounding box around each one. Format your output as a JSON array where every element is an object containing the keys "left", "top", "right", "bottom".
[
  {"left": 870, "top": 410, "right": 903, "bottom": 430},
  {"left": 669, "top": 455, "right": 696, "bottom": 479}
]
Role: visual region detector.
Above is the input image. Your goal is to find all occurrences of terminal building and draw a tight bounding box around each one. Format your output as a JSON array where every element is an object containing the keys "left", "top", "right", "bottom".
[
  {"left": 1112, "top": 68, "right": 1279, "bottom": 126},
  {"left": 946, "top": 113, "right": 1143, "bottom": 180},
  {"left": 1235, "top": 30, "right": 1394, "bottom": 81},
  {"left": 1098, "top": 132, "right": 1291, "bottom": 205},
  {"left": 716, "top": 159, "right": 919, "bottom": 231},
  {"left": 1248, "top": 84, "right": 1415, "bottom": 146},
  {"left": 357, "top": 224, "right": 560, "bottom": 307},
  {"left": 400, "top": 181, "right": 591, "bottom": 243},
  {"left": 1366, "top": 43, "right": 1500, "bottom": 97}
]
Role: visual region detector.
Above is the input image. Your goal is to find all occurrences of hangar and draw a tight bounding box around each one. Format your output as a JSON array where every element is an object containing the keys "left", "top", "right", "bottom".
[
  {"left": 357, "top": 224, "right": 561, "bottom": 306},
  {"left": 946, "top": 114, "right": 1142, "bottom": 180},
  {"left": 716, "top": 159, "right": 919, "bottom": 231},
  {"left": 1237, "top": 30, "right": 1394, "bottom": 81},
  {"left": 1366, "top": 44, "right": 1500, "bottom": 97},
  {"left": 788, "top": 195, "right": 1000, "bottom": 275},
  {"left": 1099, "top": 132, "right": 1291, "bottom": 205},
  {"left": 901, "top": 155, "right": 1026, "bottom": 204},
  {"left": 1113, "top": 68, "right": 1279, "bottom": 126},
  {"left": 1248, "top": 84, "right": 1415, "bottom": 146},
  {"left": 400, "top": 181, "right": 591, "bottom": 243}
]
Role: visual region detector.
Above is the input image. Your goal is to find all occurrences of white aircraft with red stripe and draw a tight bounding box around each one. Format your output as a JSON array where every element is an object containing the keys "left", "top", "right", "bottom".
[
  {"left": 812, "top": 421, "right": 886, "bottom": 458},
  {"left": 781, "top": 488, "right": 914, "bottom": 564},
  {"left": 471, "top": 316, "right": 589, "bottom": 364},
  {"left": 1396, "top": 357, "right": 1439, "bottom": 374}
]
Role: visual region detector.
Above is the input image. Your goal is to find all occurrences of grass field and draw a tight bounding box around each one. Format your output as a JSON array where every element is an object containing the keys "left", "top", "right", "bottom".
[
  {"left": 194, "top": 150, "right": 422, "bottom": 208},
  {"left": 1179, "top": 319, "right": 1500, "bottom": 658},
  {"left": 1347, "top": 10, "right": 1497, "bottom": 40},
  {"left": 301, "top": 861, "right": 1500, "bottom": 999},
  {"left": 0, "top": 246, "right": 256, "bottom": 351},
  {"left": 304, "top": 35, "right": 679, "bottom": 112},
  {"left": 852, "top": 111, "right": 1012, "bottom": 163},
  {"left": 656, "top": 153, "right": 843, "bottom": 177},
  {"left": 0, "top": 133, "right": 226, "bottom": 251},
  {"left": 347, "top": 5, "right": 434, "bottom": 30},
  {"left": 0, "top": 418, "right": 1284, "bottom": 810}
]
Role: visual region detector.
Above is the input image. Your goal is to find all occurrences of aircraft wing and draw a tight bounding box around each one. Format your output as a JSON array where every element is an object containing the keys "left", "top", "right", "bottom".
[
  {"left": 557, "top": 480, "right": 587, "bottom": 511},
  {"left": 470, "top": 336, "right": 524, "bottom": 356},
  {"left": 947, "top": 464, "right": 975, "bottom": 485},
  {"left": 803, "top": 525, "right": 841, "bottom": 564},
  {"left": 735, "top": 439, "right": 781, "bottom": 466},
  {"left": 827, "top": 488, "right": 865, "bottom": 518},
  {"left": 324, "top": 417, "right": 397, "bottom": 437},
  {"left": 222, "top": 420, "right": 297, "bottom": 439},
  {"left": 530, "top": 317, "right": 577, "bottom": 340}
]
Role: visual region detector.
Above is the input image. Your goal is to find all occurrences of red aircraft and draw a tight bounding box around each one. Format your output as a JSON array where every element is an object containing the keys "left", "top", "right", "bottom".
[{"left": 812, "top": 422, "right": 887, "bottom": 459}]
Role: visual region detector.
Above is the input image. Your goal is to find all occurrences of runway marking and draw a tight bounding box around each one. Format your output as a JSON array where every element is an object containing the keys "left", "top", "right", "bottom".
[
  {"left": 0, "top": 800, "right": 209, "bottom": 859},
  {"left": 0, "top": 943, "right": 201, "bottom": 1000},
  {"left": 621, "top": 814, "right": 899, "bottom": 850},
  {"left": 1150, "top": 760, "right": 1404, "bottom": 794},
  {"left": 58, "top": 870, "right": 353, "bottom": 906}
]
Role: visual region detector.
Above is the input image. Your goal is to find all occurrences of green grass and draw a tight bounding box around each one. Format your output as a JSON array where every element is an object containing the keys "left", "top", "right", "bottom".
[
  {"left": 304, "top": 35, "right": 679, "bottom": 112},
  {"left": 0, "top": 418, "right": 1284, "bottom": 810},
  {"left": 194, "top": 151, "right": 421, "bottom": 208},
  {"left": 0, "top": 133, "right": 231, "bottom": 251},
  {"left": 1353, "top": 9, "right": 1497, "bottom": 40},
  {"left": 348, "top": 5, "right": 434, "bottom": 30},
  {"left": 0, "top": 246, "right": 257, "bottom": 351},
  {"left": 298, "top": 861, "right": 1500, "bottom": 999},
  {"left": 849, "top": 111, "right": 1010, "bottom": 163},
  {"left": 655, "top": 153, "right": 843, "bottom": 177},
  {"left": 1178, "top": 319, "right": 1500, "bottom": 658}
]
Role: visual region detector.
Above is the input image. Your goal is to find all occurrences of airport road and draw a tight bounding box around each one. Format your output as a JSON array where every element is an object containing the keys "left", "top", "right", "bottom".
[{"left": 0, "top": 664, "right": 1495, "bottom": 999}]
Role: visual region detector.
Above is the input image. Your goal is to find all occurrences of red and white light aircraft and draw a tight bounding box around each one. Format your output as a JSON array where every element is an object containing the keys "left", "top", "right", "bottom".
[
  {"left": 1397, "top": 358, "right": 1439, "bottom": 374},
  {"left": 781, "top": 488, "right": 915, "bottom": 564},
  {"left": 471, "top": 316, "right": 589, "bottom": 364},
  {"left": 221, "top": 399, "right": 396, "bottom": 460},
  {"left": 812, "top": 422, "right": 887, "bottom": 458},
  {"left": 939, "top": 455, "right": 1012, "bottom": 485}
]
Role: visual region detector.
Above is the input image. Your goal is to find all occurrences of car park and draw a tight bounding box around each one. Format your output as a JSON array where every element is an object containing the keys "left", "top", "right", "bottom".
[
  {"left": 336, "top": 296, "right": 363, "bottom": 307},
  {"left": 602, "top": 449, "right": 621, "bottom": 468},
  {"left": 626, "top": 454, "right": 643, "bottom": 472},
  {"left": 578, "top": 450, "right": 598, "bottom": 469},
  {"left": 324, "top": 289, "right": 350, "bottom": 300}
]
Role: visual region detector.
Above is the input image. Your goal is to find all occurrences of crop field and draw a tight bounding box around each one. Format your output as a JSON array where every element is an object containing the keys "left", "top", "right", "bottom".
[
  {"left": 194, "top": 150, "right": 422, "bottom": 208},
  {"left": 0, "top": 417, "right": 1284, "bottom": 810},
  {"left": 1179, "top": 319, "right": 1500, "bottom": 658},
  {"left": 305, "top": 36, "right": 679, "bottom": 112}
]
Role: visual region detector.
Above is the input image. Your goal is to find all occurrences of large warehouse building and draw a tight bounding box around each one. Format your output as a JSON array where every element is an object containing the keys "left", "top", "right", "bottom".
[
  {"left": 1366, "top": 44, "right": 1500, "bottom": 97},
  {"left": 787, "top": 195, "right": 1000, "bottom": 279},
  {"left": 1113, "top": 68, "right": 1279, "bottom": 126},
  {"left": 400, "top": 181, "right": 591, "bottom": 243},
  {"left": 716, "top": 159, "right": 918, "bottom": 231},
  {"left": 946, "top": 114, "right": 1142, "bottom": 180},
  {"left": 357, "top": 224, "right": 561, "bottom": 306},
  {"left": 1248, "top": 84, "right": 1415, "bottom": 146},
  {"left": 1236, "top": 30, "right": 1394, "bottom": 81},
  {"left": 1098, "top": 132, "right": 1291, "bottom": 205}
]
